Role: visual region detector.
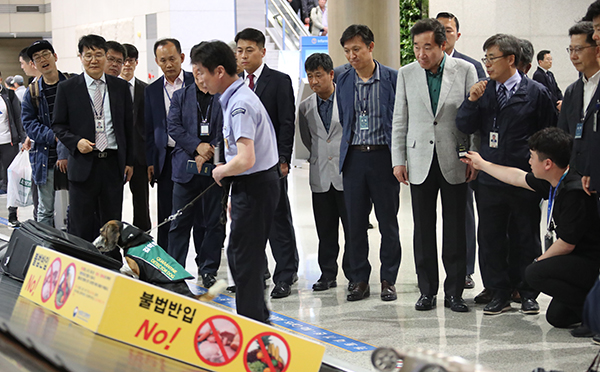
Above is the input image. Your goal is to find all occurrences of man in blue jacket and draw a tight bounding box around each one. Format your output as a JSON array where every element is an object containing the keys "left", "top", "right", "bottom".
[
  {"left": 456, "top": 34, "right": 557, "bottom": 316},
  {"left": 21, "top": 40, "right": 69, "bottom": 228},
  {"left": 166, "top": 43, "right": 225, "bottom": 288},
  {"left": 337, "top": 24, "right": 401, "bottom": 302}
]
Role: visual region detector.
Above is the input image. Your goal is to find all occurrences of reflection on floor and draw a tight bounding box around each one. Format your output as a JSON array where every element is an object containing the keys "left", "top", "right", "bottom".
[{"left": 0, "top": 165, "right": 598, "bottom": 372}]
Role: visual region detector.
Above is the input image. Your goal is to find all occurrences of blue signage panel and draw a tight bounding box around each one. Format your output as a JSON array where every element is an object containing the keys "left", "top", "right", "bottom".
[{"left": 300, "top": 36, "right": 329, "bottom": 78}]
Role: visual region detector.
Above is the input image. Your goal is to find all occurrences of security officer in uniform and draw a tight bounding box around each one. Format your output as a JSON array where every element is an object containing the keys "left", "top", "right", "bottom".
[{"left": 193, "top": 40, "right": 280, "bottom": 324}]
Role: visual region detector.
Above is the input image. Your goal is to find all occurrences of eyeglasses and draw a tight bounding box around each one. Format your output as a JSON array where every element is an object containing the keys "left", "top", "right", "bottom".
[
  {"left": 107, "top": 56, "right": 124, "bottom": 65},
  {"left": 81, "top": 53, "right": 106, "bottom": 62},
  {"left": 481, "top": 55, "right": 508, "bottom": 65},
  {"left": 124, "top": 58, "right": 137, "bottom": 65},
  {"left": 566, "top": 45, "right": 596, "bottom": 55},
  {"left": 32, "top": 51, "right": 53, "bottom": 63}
]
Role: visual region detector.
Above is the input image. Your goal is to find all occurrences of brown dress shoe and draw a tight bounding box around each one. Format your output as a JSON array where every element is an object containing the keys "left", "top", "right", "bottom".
[
  {"left": 474, "top": 288, "right": 494, "bottom": 304},
  {"left": 511, "top": 289, "right": 522, "bottom": 303},
  {"left": 347, "top": 282, "right": 370, "bottom": 301},
  {"left": 380, "top": 280, "right": 397, "bottom": 301}
]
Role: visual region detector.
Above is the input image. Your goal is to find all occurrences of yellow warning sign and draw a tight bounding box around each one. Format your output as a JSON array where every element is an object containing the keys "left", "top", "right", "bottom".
[{"left": 20, "top": 246, "right": 325, "bottom": 371}]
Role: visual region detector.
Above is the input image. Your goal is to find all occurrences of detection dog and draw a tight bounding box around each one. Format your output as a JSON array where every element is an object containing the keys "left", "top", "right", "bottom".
[{"left": 93, "top": 220, "right": 225, "bottom": 302}]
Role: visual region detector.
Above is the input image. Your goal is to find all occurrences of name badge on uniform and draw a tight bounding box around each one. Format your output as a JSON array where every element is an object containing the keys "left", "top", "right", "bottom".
[
  {"left": 201, "top": 121, "right": 210, "bottom": 136},
  {"left": 224, "top": 138, "right": 229, "bottom": 150},
  {"left": 575, "top": 122, "right": 583, "bottom": 139},
  {"left": 359, "top": 113, "right": 369, "bottom": 131},
  {"left": 95, "top": 118, "right": 105, "bottom": 133},
  {"left": 489, "top": 131, "right": 499, "bottom": 148}
]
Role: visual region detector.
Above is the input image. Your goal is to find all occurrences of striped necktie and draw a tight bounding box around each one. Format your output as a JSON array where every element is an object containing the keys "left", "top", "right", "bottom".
[
  {"left": 93, "top": 79, "right": 108, "bottom": 152},
  {"left": 497, "top": 84, "right": 508, "bottom": 110}
]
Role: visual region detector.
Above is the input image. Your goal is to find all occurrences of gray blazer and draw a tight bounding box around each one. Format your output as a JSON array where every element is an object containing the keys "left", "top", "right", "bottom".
[
  {"left": 298, "top": 92, "right": 343, "bottom": 193},
  {"left": 391, "top": 55, "right": 478, "bottom": 185}
]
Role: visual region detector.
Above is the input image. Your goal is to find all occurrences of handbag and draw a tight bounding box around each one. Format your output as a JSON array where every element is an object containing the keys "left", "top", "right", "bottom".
[{"left": 7, "top": 150, "right": 33, "bottom": 207}]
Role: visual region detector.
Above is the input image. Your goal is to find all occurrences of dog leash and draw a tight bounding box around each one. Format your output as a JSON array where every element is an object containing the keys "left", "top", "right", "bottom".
[{"left": 146, "top": 181, "right": 218, "bottom": 235}]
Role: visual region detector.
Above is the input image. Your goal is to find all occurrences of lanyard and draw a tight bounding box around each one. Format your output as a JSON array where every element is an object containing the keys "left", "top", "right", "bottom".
[
  {"left": 89, "top": 84, "right": 107, "bottom": 118},
  {"left": 354, "top": 81, "right": 373, "bottom": 114},
  {"left": 546, "top": 169, "right": 569, "bottom": 231},
  {"left": 197, "top": 96, "right": 213, "bottom": 123},
  {"left": 163, "top": 80, "right": 185, "bottom": 103}
]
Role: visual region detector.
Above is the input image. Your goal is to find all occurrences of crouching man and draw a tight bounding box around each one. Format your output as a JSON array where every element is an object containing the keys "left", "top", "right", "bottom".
[{"left": 464, "top": 127, "right": 600, "bottom": 336}]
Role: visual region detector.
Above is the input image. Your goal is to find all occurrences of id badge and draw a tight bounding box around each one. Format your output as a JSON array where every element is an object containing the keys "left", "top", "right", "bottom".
[
  {"left": 201, "top": 122, "right": 210, "bottom": 136},
  {"left": 489, "top": 131, "right": 499, "bottom": 148},
  {"left": 359, "top": 114, "right": 369, "bottom": 131},
  {"left": 575, "top": 122, "right": 583, "bottom": 139},
  {"left": 95, "top": 117, "right": 105, "bottom": 132}
]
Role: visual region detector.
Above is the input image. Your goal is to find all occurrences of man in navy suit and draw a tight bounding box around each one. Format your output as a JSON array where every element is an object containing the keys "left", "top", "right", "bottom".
[
  {"left": 52, "top": 34, "right": 134, "bottom": 243},
  {"left": 145, "top": 38, "right": 194, "bottom": 250},
  {"left": 532, "top": 50, "right": 563, "bottom": 112},
  {"left": 120, "top": 43, "right": 151, "bottom": 232},
  {"left": 235, "top": 28, "right": 299, "bottom": 299},
  {"left": 337, "top": 24, "right": 401, "bottom": 302},
  {"left": 166, "top": 42, "right": 225, "bottom": 288}
]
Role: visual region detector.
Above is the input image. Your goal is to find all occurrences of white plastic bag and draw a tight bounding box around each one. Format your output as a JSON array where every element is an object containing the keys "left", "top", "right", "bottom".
[{"left": 7, "top": 150, "right": 33, "bottom": 207}]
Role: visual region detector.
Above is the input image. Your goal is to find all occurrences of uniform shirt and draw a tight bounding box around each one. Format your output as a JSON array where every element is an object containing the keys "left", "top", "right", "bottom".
[
  {"left": 525, "top": 170, "right": 600, "bottom": 261},
  {"left": 352, "top": 61, "right": 385, "bottom": 145},
  {"left": 164, "top": 69, "right": 185, "bottom": 147},
  {"left": 84, "top": 72, "right": 117, "bottom": 150},
  {"left": 219, "top": 79, "right": 278, "bottom": 175}
]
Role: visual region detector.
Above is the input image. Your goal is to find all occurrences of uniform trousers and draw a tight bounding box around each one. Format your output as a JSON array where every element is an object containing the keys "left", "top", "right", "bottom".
[
  {"left": 228, "top": 166, "right": 280, "bottom": 323},
  {"left": 156, "top": 147, "right": 174, "bottom": 250}
]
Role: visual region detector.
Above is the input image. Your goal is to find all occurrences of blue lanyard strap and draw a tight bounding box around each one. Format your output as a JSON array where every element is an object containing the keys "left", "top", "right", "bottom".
[
  {"left": 163, "top": 80, "right": 185, "bottom": 103},
  {"left": 547, "top": 169, "right": 569, "bottom": 230}
]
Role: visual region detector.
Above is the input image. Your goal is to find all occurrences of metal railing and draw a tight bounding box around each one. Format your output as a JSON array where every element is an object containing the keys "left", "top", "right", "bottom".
[{"left": 265, "top": 0, "right": 309, "bottom": 51}]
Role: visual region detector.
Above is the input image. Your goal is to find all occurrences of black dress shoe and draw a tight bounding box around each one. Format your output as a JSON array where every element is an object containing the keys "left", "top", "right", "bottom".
[
  {"left": 348, "top": 282, "right": 357, "bottom": 292},
  {"left": 571, "top": 324, "right": 594, "bottom": 338},
  {"left": 226, "top": 285, "right": 236, "bottom": 293},
  {"left": 521, "top": 298, "right": 540, "bottom": 314},
  {"left": 593, "top": 334, "right": 600, "bottom": 344},
  {"left": 201, "top": 273, "right": 217, "bottom": 288},
  {"left": 347, "top": 282, "right": 370, "bottom": 301},
  {"left": 444, "top": 296, "right": 469, "bottom": 312},
  {"left": 271, "top": 282, "right": 291, "bottom": 298},
  {"left": 464, "top": 275, "right": 475, "bottom": 289},
  {"left": 292, "top": 273, "right": 299, "bottom": 284},
  {"left": 483, "top": 296, "right": 511, "bottom": 315},
  {"left": 380, "top": 280, "right": 397, "bottom": 301},
  {"left": 312, "top": 278, "right": 337, "bottom": 291},
  {"left": 511, "top": 289, "right": 522, "bottom": 303},
  {"left": 415, "top": 294, "right": 437, "bottom": 311},
  {"left": 474, "top": 288, "right": 494, "bottom": 304}
]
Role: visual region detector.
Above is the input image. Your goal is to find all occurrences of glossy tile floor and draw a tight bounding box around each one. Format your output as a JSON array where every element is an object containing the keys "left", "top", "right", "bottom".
[{"left": 1, "top": 165, "right": 599, "bottom": 372}]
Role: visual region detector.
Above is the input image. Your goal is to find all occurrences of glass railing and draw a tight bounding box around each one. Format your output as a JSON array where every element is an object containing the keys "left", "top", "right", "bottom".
[{"left": 266, "top": 0, "right": 309, "bottom": 51}]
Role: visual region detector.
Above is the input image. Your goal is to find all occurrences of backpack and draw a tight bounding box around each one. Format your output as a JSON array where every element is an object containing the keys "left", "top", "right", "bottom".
[{"left": 28, "top": 72, "right": 73, "bottom": 111}]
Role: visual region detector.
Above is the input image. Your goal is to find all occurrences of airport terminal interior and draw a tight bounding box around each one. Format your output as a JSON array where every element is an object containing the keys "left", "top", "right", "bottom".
[
  {"left": 0, "top": 173, "right": 599, "bottom": 372},
  {"left": 1, "top": 0, "right": 600, "bottom": 371}
]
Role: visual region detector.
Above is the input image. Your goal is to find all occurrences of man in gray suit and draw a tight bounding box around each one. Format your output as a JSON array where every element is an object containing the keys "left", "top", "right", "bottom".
[
  {"left": 299, "top": 53, "right": 349, "bottom": 291},
  {"left": 392, "top": 18, "right": 478, "bottom": 312}
]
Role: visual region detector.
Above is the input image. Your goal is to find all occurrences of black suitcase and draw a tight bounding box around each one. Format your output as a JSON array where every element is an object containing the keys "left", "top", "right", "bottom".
[{"left": 1, "top": 219, "right": 122, "bottom": 281}]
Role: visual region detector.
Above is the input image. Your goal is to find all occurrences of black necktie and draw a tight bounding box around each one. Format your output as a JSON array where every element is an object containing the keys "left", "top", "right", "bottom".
[
  {"left": 547, "top": 71, "right": 555, "bottom": 85},
  {"left": 497, "top": 84, "right": 508, "bottom": 110}
]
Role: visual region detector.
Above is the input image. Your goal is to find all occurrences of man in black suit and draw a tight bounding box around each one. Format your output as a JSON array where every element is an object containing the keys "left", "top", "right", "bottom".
[
  {"left": 533, "top": 50, "right": 563, "bottom": 112},
  {"left": 120, "top": 43, "right": 151, "bottom": 232},
  {"left": 436, "top": 11, "right": 484, "bottom": 291},
  {"left": 52, "top": 34, "right": 134, "bottom": 243},
  {"left": 436, "top": 12, "right": 486, "bottom": 80},
  {"left": 558, "top": 22, "right": 599, "bottom": 178},
  {"left": 235, "top": 28, "right": 299, "bottom": 299}
]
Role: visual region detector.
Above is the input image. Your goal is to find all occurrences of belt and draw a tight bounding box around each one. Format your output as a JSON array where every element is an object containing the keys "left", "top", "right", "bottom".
[
  {"left": 350, "top": 145, "right": 387, "bottom": 152},
  {"left": 93, "top": 150, "right": 117, "bottom": 158},
  {"left": 231, "top": 164, "right": 280, "bottom": 184}
]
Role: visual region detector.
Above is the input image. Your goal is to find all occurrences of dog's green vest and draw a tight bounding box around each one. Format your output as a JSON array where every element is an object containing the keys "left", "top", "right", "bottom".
[{"left": 126, "top": 241, "right": 193, "bottom": 282}]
